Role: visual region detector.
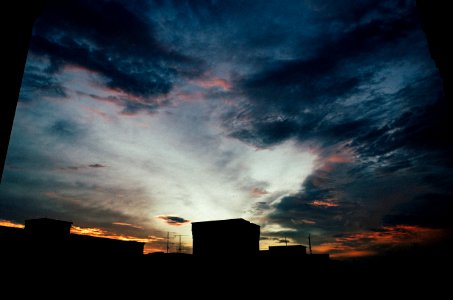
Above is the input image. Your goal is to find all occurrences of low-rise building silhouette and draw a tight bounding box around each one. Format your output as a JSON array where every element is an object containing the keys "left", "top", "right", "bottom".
[
  {"left": 192, "top": 218, "right": 260, "bottom": 258},
  {"left": 0, "top": 218, "right": 144, "bottom": 259}
]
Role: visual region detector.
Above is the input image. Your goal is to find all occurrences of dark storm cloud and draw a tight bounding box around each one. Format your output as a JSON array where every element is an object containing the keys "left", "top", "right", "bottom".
[
  {"left": 157, "top": 215, "right": 190, "bottom": 226},
  {"left": 29, "top": 0, "right": 204, "bottom": 111},
  {"left": 228, "top": 0, "right": 426, "bottom": 147},
  {"left": 352, "top": 81, "right": 449, "bottom": 159}
]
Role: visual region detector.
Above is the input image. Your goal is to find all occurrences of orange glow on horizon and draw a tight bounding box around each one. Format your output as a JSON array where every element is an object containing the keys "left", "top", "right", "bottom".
[
  {"left": 313, "top": 225, "right": 445, "bottom": 259},
  {"left": 1, "top": 219, "right": 164, "bottom": 251},
  {"left": 0, "top": 220, "right": 24, "bottom": 229},
  {"left": 71, "top": 225, "right": 163, "bottom": 243},
  {"left": 144, "top": 244, "right": 165, "bottom": 254}
]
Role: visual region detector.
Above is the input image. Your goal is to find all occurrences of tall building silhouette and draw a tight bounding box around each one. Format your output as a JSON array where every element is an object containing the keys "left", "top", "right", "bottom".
[
  {"left": 2, "top": 1, "right": 44, "bottom": 182},
  {"left": 192, "top": 218, "right": 260, "bottom": 258}
]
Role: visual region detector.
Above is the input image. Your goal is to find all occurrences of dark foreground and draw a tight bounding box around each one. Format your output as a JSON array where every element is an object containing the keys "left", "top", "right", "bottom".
[{"left": 2, "top": 249, "right": 451, "bottom": 297}]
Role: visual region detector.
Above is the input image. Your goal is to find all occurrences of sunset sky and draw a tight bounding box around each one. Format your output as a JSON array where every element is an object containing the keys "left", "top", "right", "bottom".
[{"left": 1, "top": 0, "right": 451, "bottom": 257}]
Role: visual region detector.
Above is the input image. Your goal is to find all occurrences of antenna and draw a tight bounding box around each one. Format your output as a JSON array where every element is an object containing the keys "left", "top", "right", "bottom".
[
  {"left": 308, "top": 234, "right": 312, "bottom": 255},
  {"left": 166, "top": 232, "right": 169, "bottom": 254},
  {"left": 173, "top": 234, "right": 187, "bottom": 253},
  {"left": 165, "top": 231, "right": 176, "bottom": 253}
]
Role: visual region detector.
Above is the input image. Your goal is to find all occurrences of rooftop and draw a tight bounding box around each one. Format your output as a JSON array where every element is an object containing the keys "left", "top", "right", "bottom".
[{"left": 192, "top": 218, "right": 259, "bottom": 226}]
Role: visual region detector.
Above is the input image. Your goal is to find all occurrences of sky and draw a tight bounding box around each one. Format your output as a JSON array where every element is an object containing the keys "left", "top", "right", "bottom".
[{"left": 1, "top": 0, "right": 452, "bottom": 257}]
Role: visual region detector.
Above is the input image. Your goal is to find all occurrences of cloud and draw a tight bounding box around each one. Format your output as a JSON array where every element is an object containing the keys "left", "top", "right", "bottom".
[
  {"left": 28, "top": 0, "right": 205, "bottom": 113},
  {"left": 226, "top": 3, "right": 432, "bottom": 149},
  {"left": 157, "top": 215, "right": 191, "bottom": 226},
  {"left": 192, "top": 77, "right": 232, "bottom": 91},
  {"left": 71, "top": 225, "right": 160, "bottom": 243},
  {"left": 0, "top": 171, "right": 154, "bottom": 232},
  {"left": 19, "top": 60, "right": 67, "bottom": 102},
  {"left": 210, "top": 0, "right": 453, "bottom": 254},
  {"left": 221, "top": 1, "right": 449, "bottom": 162},
  {"left": 48, "top": 119, "right": 86, "bottom": 140},
  {"left": 56, "top": 164, "right": 107, "bottom": 171},
  {"left": 313, "top": 225, "right": 446, "bottom": 258}
]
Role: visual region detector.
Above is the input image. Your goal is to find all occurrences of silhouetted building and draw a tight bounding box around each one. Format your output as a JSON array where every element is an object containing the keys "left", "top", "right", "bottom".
[
  {"left": 192, "top": 218, "right": 260, "bottom": 258},
  {"left": 25, "top": 218, "right": 72, "bottom": 239},
  {"left": 0, "top": 218, "right": 144, "bottom": 259}
]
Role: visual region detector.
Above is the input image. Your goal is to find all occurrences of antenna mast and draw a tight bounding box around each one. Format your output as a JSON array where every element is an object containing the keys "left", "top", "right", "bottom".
[
  {"left": 173, "top": 234, "right": 187, "bottom": 253},
  {"left": 166, "top": 232, "right": 170, "bottom": 253}
]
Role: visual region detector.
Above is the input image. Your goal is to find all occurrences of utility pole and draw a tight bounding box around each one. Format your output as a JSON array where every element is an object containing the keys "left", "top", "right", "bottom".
[
  {"left": 308, "top": 234, "right": 312, "bottom": 255},
  {"left": 284, "top": 236, "right": 288, "bottom": 246}
]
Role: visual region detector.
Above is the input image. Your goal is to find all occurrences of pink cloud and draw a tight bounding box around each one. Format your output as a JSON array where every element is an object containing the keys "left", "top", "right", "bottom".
[
  {"left": 81, "top": 104, "right": 113, "bottom": 122},
  {"left": 250, "top": 187, "right": 269, "bottom": 197},
  {"left": 192, "top": 77, "right": 232, "bottom": 90},
  {"left": 175, "top": 91, "right": 206, "bottom": 102}
]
